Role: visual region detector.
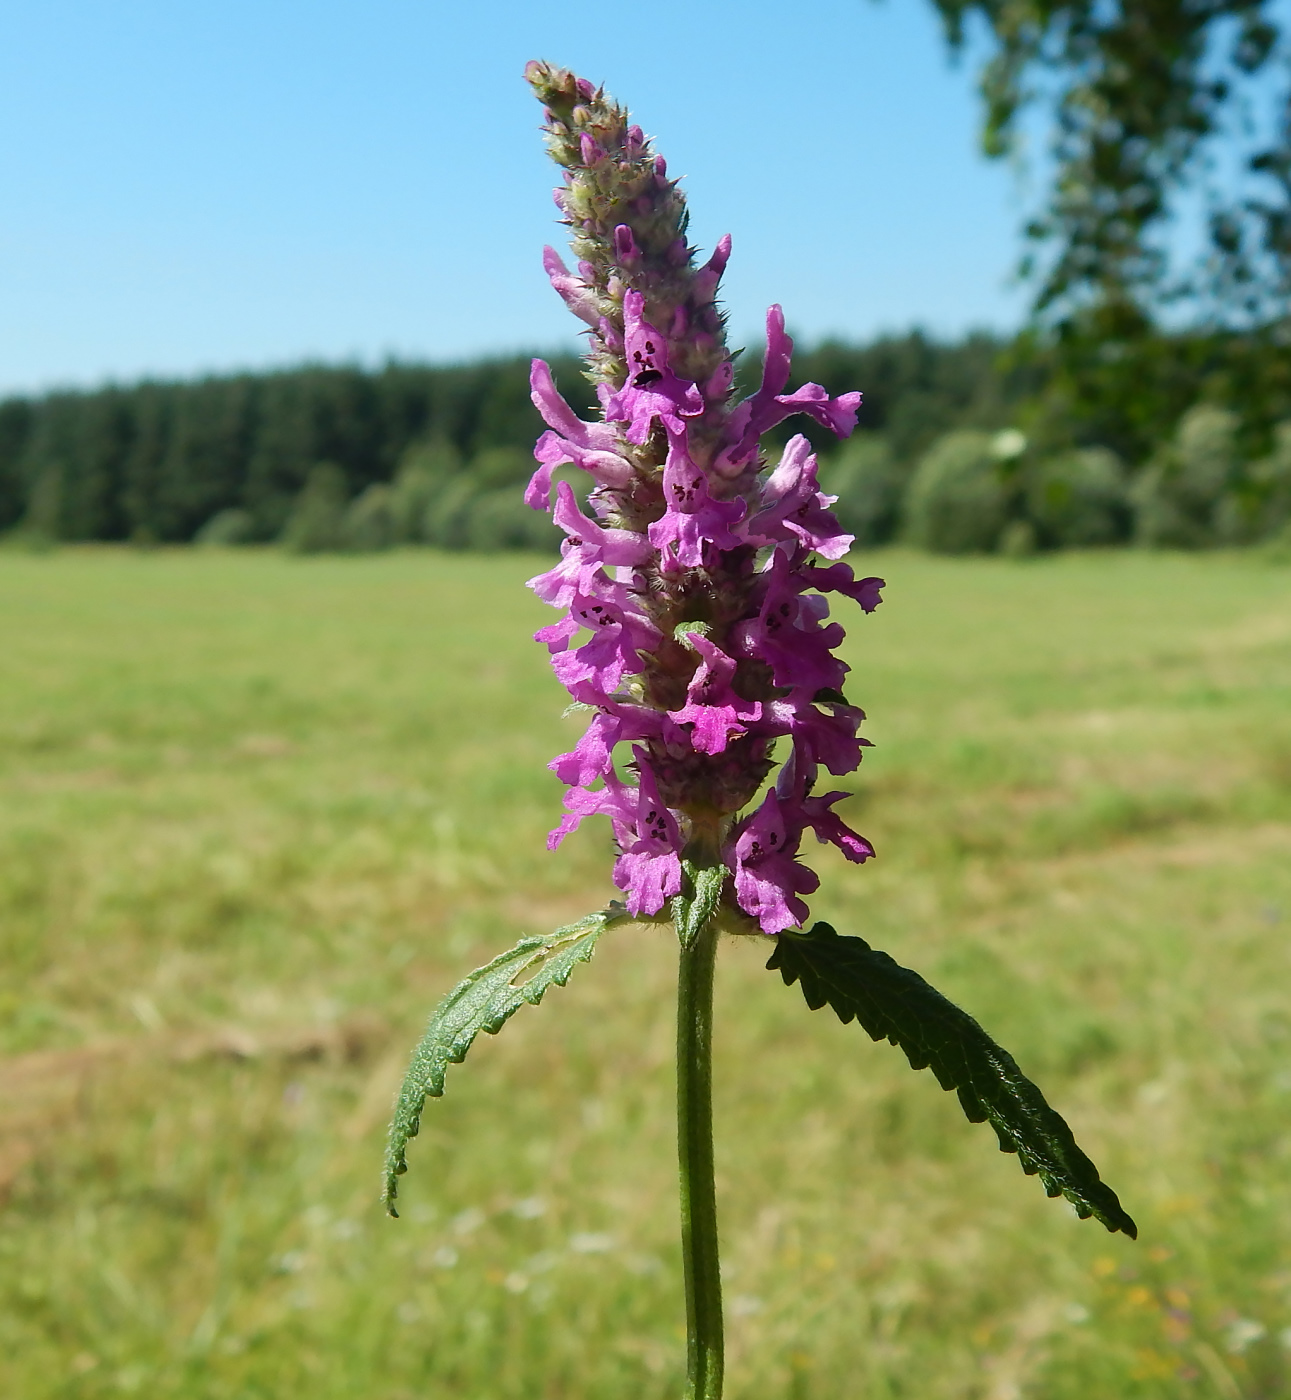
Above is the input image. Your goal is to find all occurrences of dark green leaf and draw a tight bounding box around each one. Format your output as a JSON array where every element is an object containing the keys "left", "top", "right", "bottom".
[
  {"left": 383, "top": 908, "right": 622, "bottom": 1215},
  {"left": 767, "top": 922, "right": 1136, "bottom": 1237}
]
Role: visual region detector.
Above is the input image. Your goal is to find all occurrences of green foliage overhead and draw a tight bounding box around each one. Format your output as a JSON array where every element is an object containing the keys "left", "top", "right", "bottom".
[
  {"left": 930, "top": 0, "right": 1290, "bottom": 322},
  {"left": 383, "top": 911, "right": 625, "bottom": 1216},
  {"left": 767, "top": 922, "right": 1137, "bottom": 1237}
]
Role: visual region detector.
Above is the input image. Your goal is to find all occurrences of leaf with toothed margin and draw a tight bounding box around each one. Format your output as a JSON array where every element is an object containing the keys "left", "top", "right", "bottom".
[
  {"left": 671, "top": 860, "right": 728, "bottom": 949},
  {"left": 766, "top": 922, "right": 1136, "bottom": 1238},
  {"left": 383, "top": 909, "right": 624, "bottom": 1215}
]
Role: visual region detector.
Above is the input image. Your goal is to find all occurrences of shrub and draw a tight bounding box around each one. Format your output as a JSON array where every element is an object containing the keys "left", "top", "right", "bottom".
[
  {"left": 470, "top": 447, "right": 535, "bottom": 491},
  {"left": 904, "top": 430, "right": 1008, "bottom": 554},
  {"left": 820, "top": 436, "right": 902, "bottom": 545},
  {"left": 194, "top": 508, "right": 256, "bottom": 546},
  {"left": 1216, "top": 421, "right": 1291, "bottom": 545},
  {"left": 1135, "top": 405, "right": 1239, "bottom": 548},
  {"left": 1025, "top": 447, "right": 1128, "bottom": 548},
  {"left": 465, "top": 489, "right": 561, "bottom": 551},
  {"left": 342, "top": 484, "right": 396, "bottom": 552},
  {"left": 422, "top": 477, "right": 480, "bottom": 549},
  {"left": 280, "top": 463, "right": 348, "bottom": 554},
  {"left": 422, "top": 448, "right": 561, "bottom": 551},
  {"left": 389, "top": 440, "right": 463, "bottom": 543}
]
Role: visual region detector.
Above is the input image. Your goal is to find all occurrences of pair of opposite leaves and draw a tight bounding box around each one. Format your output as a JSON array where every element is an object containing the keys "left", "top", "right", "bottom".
[{"left": 382, "top": 909, "right": 1135, "bottom": 1239}]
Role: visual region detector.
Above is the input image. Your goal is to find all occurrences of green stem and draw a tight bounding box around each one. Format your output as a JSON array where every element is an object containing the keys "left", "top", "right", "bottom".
[{"left": 676, "top": 920, "right": 724, "bottom": 1400}]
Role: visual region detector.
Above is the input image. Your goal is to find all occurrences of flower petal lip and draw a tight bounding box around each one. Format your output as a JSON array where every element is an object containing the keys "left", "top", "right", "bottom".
[
  {"left": 543, "top": 246, "right": 602, "bottom": 328},
  {"left": 602, "top": 293, "right": 706, "bottom": 444},
  {"left": 667, "top": 634, "right": 763, "bottom": 756}
]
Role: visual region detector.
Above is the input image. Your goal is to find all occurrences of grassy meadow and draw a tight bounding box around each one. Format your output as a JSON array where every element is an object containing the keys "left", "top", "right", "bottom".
[{"left": 3, "top": 545, "right": 1291, "bottom": 1398}]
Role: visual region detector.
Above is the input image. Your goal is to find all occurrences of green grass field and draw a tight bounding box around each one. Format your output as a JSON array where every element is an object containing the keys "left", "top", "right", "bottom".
[{"left": 3, "top": 546, "right": 1291, "bottom": 1398}]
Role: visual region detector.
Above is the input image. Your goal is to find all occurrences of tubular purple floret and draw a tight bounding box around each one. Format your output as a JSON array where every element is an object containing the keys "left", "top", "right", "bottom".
[{"left": 526, "top": 63, "right": 884, "bottom": 936}]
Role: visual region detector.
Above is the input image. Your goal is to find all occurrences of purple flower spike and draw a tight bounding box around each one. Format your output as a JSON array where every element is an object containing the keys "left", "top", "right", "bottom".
[{"left": 525, "top": 63, "right": 886, "bottom": 934}]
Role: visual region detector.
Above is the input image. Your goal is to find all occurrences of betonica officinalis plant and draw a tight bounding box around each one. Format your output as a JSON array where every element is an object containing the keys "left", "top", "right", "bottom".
[{"left": 384, "top": 62, "right": 1136, "bottom": 1400}]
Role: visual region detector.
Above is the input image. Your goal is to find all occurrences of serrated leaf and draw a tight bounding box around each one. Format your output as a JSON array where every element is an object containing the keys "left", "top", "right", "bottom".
[
  {"left": 767, "top": 922, "right": 1136, "bottom": 1237},
  {"left": 672, "top": 860, "right": 728, "bottom": 949},
  {"left": 383, "top": 909, "right": 621, "bottom": 1215}
]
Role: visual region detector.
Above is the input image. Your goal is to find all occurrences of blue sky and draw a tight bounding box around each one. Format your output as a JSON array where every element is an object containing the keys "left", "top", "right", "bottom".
[{"left": 0, "top": 0, "right": 1031, "bottom": 394}]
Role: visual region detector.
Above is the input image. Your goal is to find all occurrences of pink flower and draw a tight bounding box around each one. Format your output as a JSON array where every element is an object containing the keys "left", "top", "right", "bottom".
[
  {"left": 537, "top": 589, "right": 659, "bottom": 694},
  {"left": 747, "top": 436, "right": 854, "bottom": 559},
  {"left": 611, "top": 756, "right": 685, "bottom": 916},
  {"left": 602, "top": 293, "right": 705, "bottom": 445},
  {"left": 719, "top": 307, "right": 864, "bottom": 469},
  {"left": 542, "top": 246, "right": 602, "bottom": 328},
  {"left": 527, "top": 482, "right": 652, "bottom": 609},
  {"left": 647, "top": 428, "right": 746, "bottom": 569},
  {"left": 730, "top": 549, "right": 849, "bottom": 699},
  {"left": 727, "top": 792, "right": 819, "bottom": 935},
  {"left": 667, "top": 633, "right": 762, "bottom": 755},
  {"left": 547, "top": 702, "right": 663, "bottom": 787}
]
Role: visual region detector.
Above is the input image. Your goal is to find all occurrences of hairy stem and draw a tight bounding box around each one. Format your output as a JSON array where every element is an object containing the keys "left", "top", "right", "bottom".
[{"left": 676, "top": 919, "right": 724, "bottom": 1400}]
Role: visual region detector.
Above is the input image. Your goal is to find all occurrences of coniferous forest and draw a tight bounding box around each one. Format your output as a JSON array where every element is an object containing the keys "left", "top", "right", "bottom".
[{"left": 2, "top": 323, "right": 1289, "bottom": 555}]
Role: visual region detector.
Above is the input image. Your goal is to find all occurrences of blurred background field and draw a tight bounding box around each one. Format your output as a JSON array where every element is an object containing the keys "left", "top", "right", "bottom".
[{"left": 3, "top": 545, "right": 1291, "bottom": 1397}]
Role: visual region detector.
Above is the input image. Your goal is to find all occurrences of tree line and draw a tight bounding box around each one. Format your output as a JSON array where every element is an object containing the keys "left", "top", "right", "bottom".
[
  {"left": 0, "top": 333, "right": 1023, "bottom": 547},
  {"left": 1, "top": 324, "right": 1288, "bottom": 555}
]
